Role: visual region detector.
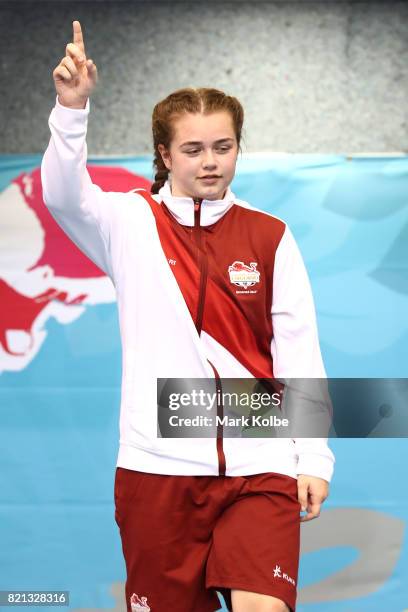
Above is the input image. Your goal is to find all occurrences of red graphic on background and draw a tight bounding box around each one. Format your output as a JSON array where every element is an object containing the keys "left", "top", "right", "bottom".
[{"left": 0, "top": 165, "right": 151, "bottom": 364}]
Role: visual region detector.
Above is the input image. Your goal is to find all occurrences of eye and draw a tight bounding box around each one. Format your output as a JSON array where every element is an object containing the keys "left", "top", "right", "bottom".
[
  {"left": 186, "top": 149, "right": 200, "bottom": 155},
  {"left": 216, "top": 146, "right": 232, "bottom": 153}
]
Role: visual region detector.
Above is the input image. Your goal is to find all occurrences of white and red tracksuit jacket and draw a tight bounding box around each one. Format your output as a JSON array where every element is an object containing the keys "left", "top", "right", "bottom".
[{"left": 41, "top": 95, "right": 335, "bottom": 482}]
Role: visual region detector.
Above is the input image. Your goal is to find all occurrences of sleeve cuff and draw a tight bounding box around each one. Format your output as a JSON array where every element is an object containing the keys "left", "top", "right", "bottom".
[
  {"left": 296, "top": 452, "right": 335, "bottom": 483},
  {"left": 52, "top": 94, "right": 90, "bottom": 131}
]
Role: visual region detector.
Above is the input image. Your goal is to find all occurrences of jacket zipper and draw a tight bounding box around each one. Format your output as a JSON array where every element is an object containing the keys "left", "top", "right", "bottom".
[
  {"left": 193, "top": 200, "right": 208, "bottom": 335},
  {"left": 193, "top": 199, "right": 226, "bottom": 477}
]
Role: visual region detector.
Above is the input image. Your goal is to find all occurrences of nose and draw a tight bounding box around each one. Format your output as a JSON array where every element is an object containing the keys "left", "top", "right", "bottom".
[{"left": 202, "top": 149, "right": 217, "bottom": 170}]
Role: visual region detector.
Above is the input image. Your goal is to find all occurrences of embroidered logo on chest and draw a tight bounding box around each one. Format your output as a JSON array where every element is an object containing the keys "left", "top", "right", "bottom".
[{"left": 228, "top": 260, "right": 260, "bottom": 293}]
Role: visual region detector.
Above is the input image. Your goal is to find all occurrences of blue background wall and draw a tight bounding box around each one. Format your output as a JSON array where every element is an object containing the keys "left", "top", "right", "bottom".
[{"left": 0, "top": 154, "right": 407, "bottom": 610}]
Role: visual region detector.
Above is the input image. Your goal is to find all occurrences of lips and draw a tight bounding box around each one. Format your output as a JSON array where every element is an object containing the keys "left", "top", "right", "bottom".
[{"left": 200, "top": 176, "right": 219, "bottom": 179}]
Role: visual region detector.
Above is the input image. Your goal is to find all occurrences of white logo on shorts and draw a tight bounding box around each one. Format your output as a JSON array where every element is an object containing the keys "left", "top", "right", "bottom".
[
  {"left": 130, "top": 593, "right": 150, "bottom": 612},
  {"left": 273, "top": 564, "right": 296, "bottom": 586}
]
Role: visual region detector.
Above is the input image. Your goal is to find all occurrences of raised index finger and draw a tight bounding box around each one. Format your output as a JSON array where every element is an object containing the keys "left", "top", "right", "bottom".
[{"left": 72, "top": 20, "right": 85, "bottom": 54}]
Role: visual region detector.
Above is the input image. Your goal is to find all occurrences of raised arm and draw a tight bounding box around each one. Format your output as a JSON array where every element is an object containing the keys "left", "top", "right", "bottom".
[{"left": 41, "top": 20, "right": 115, "bottom": 278}]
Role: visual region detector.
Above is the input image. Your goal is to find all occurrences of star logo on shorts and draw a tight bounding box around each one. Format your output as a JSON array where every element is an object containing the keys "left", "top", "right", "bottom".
[{"left": 273, "top": 564, "right": 282, "bottom": 578}]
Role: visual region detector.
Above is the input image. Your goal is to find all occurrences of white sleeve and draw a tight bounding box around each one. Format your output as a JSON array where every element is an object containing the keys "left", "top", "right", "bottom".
[
  {"left": 40, "top": 95, "right": 117, "bottom": 280},
  {"left": 271, "top": 224, "right": 335, "bottom": 482}
]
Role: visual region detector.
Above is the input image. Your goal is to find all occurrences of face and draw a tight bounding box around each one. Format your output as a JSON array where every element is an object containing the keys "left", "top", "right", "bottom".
[{"left": 158, "top": 111, "right": 239, "bottom": 201}]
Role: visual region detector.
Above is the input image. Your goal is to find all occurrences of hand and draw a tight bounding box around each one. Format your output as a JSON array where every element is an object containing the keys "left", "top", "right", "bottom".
[
  {"left": 297, "top": 474, "right": 329, "bottom": 522},
  {"left": 52, "top": 20, "right": 98, "bottom": 109}
]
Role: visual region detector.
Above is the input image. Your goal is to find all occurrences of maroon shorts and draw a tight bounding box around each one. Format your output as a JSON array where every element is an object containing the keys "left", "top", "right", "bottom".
[{"left": 114, "top": 467, "right": 301, "bottom": 612}]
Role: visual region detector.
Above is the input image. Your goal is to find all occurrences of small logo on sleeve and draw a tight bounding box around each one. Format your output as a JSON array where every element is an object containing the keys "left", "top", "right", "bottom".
[
  {"left": 228, "top": 260, "right": 260, "bottom": 293},
  {"left": 130, "top": 593, "right": 151, "bottom": 611}
]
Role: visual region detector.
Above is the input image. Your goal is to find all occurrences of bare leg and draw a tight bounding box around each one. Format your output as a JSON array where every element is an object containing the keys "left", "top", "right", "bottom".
[{"left": 231, "top": 589, "right": 290, "bottom": 612}]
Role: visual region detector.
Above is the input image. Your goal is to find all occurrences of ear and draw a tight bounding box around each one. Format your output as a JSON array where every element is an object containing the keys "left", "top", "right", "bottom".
[{"left": 158, "top": 144, "right": 172, "bottom": 171}]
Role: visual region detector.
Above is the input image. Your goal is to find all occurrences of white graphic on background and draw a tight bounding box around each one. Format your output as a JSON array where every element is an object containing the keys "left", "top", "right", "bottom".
[{"left": 0, "top": 176, "right": 115, "bottom": 373}]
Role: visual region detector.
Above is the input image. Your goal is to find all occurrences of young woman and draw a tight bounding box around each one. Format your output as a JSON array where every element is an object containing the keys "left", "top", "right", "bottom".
[{"left": 42, "top": 20, "right": 335, "bottom": 612}]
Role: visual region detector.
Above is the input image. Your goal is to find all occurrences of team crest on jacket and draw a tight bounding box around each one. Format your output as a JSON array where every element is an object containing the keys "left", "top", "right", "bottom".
[
  {"left": 228, "top": 261, "right": 260, "bottom": 290},
  {"left": 130, "top": 593, "right": 150, "bottom": 611}
]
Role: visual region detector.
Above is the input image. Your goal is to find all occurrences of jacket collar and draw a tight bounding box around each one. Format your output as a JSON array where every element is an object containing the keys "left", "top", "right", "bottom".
[{"left": 157, "top": 180, "right": 235, "bottom": 227}]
